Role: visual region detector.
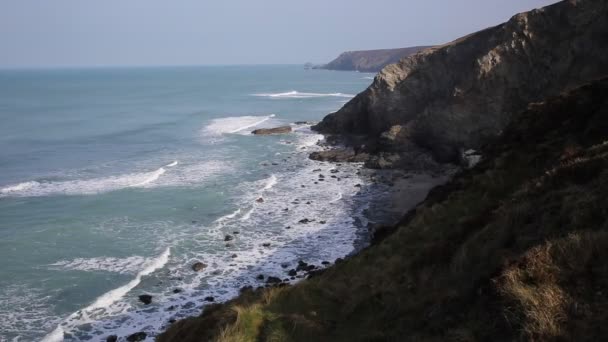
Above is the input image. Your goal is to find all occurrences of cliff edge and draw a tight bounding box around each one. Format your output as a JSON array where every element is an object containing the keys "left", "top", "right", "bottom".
[{"left": 313, "top": 0, "right": 608, "bottom": 162}]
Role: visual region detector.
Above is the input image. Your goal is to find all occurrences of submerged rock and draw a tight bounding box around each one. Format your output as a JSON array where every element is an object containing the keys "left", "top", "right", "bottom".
[
  {"left": 224, "top": 235, "right": 234, "bottom": 241},
  {"left": 106, "top": 335, "right": 118, "bottom": 342}
]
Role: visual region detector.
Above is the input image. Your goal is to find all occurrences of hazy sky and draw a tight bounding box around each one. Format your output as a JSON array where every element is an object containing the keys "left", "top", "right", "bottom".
[{"left": 0, "top": 0, "right": 558, "bottom": 68}]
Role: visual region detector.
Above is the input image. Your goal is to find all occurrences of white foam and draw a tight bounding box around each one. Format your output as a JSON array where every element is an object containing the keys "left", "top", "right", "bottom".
[
  {"left": 41, "top": 248, "right": 171, "bottom": 342},
  {"left": 215, "top": 208, "right": 242, "bottom": 223},
  {"left": 0, "top": 181, "right": 40, "bottom": 194},
  {"left": 129, "top": 167, "right": 166, "bottom": 187},
  {"left": 49, "top": 256, "right": 149, "bottom": 274},
  {"left": 362, "top": 76, "right": 375, "bottom": 80},
  {"left": 240, "top": 208, "right": 254, "bottom": 221},
  {"left": 166, "top": 161, "right": 179, "bottom": 167},
  {"left": 0, "top": 160, "right": 227, "bottom": 198},
  {"left": 252, "top": 91, "right": 355, "bottom": 99},
  {"left": 263, "top": 174, "right": 277, "bottom": 190},
  {"left": 203, "top": 114, "right": 276, "bottom": 136}
]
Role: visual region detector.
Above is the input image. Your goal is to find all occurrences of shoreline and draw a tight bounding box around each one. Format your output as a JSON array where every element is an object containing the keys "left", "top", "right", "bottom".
[{"left": 149, "top": 131, "right": 456, "bottom": 342}]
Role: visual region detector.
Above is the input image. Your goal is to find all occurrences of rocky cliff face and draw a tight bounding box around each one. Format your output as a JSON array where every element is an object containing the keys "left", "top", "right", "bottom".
[
  {"left": 315, "top": 46, "right": 431, "bottom": 72},
  {"left": 314, "top": 0, "right": 608, "bottom": 162}
]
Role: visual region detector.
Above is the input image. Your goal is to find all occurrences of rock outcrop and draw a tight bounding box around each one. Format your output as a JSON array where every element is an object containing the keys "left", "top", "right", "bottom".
[
  {"left": 251, "top": 126, "right": 292, "bottom": 135},
  {"left": 313, "top": 0, "right": 608, "bottom": 163},
  {"left": 315, "top": 46, "right": 431, "bottom": 72}
]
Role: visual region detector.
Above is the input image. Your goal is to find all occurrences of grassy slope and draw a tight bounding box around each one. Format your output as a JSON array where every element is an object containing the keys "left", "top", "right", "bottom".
[{"left": 159, "top": 78, "right": 608, "bottom": 341}]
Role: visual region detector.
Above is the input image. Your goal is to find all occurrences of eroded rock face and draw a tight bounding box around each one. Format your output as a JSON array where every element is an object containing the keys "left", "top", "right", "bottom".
[{"left": 313, "top": 0, "right": 608, "bottom": 162}]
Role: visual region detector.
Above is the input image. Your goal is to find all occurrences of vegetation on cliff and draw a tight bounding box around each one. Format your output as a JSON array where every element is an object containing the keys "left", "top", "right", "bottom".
[{"left": 159, "top": 76, "right": 608, "bottom": 341}]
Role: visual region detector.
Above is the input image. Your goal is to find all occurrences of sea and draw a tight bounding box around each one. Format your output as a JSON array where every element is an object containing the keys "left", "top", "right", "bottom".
[{"left": 0, "top": 65, "right": 378, "bottom": 341}]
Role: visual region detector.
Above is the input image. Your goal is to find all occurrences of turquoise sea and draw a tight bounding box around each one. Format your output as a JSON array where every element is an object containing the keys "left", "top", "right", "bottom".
[{"left": 0, "top": 66, "right": 376, "bottom": 341}]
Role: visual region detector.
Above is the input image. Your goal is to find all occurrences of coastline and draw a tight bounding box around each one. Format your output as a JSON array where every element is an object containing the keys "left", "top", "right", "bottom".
[{"left": 150, "top": 130, "right": 456, "bottom": 342}]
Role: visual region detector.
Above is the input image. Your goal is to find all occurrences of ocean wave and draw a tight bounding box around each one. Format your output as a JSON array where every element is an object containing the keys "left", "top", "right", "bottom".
[
  {"left": 0, "top": 160, "right": 228, "bottom": 198},
  {"left": 0, "top": 166, "right": 168, "bottom": 198},
  {"left": 49, "top": 256, "right": 150, "bottom": 274},
  {"left": 41, "top": 248, "right": 171, "bottom": 342},
  {"left": 262, "top": 174, "right": 277, "bottom": 190},
  {"left": 252, "top": 91, "right": 355, "bottom": 99},
  {"left": 203, "top": 114, "right": 276, "bottom": 136}
]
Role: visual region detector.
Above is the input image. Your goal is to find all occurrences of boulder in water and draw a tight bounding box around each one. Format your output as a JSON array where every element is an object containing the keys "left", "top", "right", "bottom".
[
  {"left": 126, "top": 332, "right": 147, "bottom": 342},
  {"left": 252, "top": 126, "right": 292, "bottom": 135},
  {"left": 138, "top": 294, "right": 152, "bottom": 305},
  {"left": 191, "top": 261, "right": 207, "bottom": 272}
]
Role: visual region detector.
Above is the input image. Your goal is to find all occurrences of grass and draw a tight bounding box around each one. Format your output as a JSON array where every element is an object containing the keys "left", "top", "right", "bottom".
[{"left": 158, "top": 79, "right": 608, "bottom": 341}]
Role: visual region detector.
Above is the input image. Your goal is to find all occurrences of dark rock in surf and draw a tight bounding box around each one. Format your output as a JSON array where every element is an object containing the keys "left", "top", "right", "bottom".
[
  {"left": 192, "top": 262, "right": 207, "bottom": 272},
  {"left": 126, "top": 332, "right": 147, "bottom": 342},
  {"left": 266, "top": 276, "right": 282, "bottom": 284},
  {"left": 252, "top": 126, "right": 292, "bottom": 135},
  {"left": 106, "top": 335, "right": 118, "bottom": 342},
  {"left": 138, "top": 294, "right": 152, "bottom": 305}
]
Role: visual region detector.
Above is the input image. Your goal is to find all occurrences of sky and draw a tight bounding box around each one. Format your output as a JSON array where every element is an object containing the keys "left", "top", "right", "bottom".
[{"left": 0, "top": 0, "right": 559, "bottom": 68}]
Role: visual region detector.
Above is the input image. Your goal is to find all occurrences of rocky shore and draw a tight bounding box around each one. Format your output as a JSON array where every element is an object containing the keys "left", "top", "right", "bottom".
[{"left": 153, "top": 1, "right": 608, "bottom": 341}]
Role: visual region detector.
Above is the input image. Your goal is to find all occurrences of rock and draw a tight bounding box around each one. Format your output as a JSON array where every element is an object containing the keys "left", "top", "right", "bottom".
[
  {"left": 299, "top": 218, "right": 312, "bottom": 224},
  {"left": 231, "top": 254, "right": 238, "bottom": 258},
  {"left": 288, "top": 269, "right": 297, "bottom": 276},
  {"left": 256, "top": 274, "right": 265, "bottom": 280},
  {"left": 233, "top": 231, "right": 240, "bottom": 234},
  {"left": 224, "top": 235, "right": 234, "bottom": 241},
  {"left": 168, "top": 318, "right": 176, "bottom": 324},
  {"left": 315, "top": 46, "right": 429, "bottom": 73},
  {"left": 319, "top": 220, "right": 326, "bottom": 224},
  {"left": 204, "top": 296, "right": 215, "bottom": 302},
  {"left": 252, "top": 126, "right": 292, "bottom": 135},
  {"left": 309, "top": 149, "right": 369, "bottom": 163},
  {"left": 240, "top": 285, "right": 253, "bottom": 293},
  {"left": 138, "top": 294, "right": 152, "bottom": 305},
  {"left": 262, "top": 242, "right": 271, "bottom": 247},
  {"left": 318, "top": 174, "right": 325, "bottom": 178},
  {"left": 312, "top": 1, "right": 608, "bottom": 163},
  {"left": 192, "top": 262, "right": 207, "bottom": 272},
  {"left": 172, "top": 288, "right": 182, "bottom": 294},
  {"left": 354, "top": 184, "right": 361, "bottom": 188},
  {"left": 106, "top": 335, "right": 118, "bottom": 342},
  {"left": 256, "top": 197, "right": 264, "bottom": 203},
  {"left": 285, "top": 226, "right": 291, "bottom": 229},
  {"left": 126, "top": 332, "right": 147, "bottom": 342},
  {"left": 266, "top": 276, "right": 282, "bottom": 284},
  {"left": 166, "top": 305, "right": 177, "bottom": 311},
  {"left": 322, "top": 261, "right": 330, "bottom": 265}
]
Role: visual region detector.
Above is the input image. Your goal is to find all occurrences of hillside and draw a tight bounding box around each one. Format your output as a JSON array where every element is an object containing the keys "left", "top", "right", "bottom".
[
  {"left": 159, "top": 76, "right": 608, "bottom": 342},
  {"left": 314, "top": 46, "right": 431, "bottom": 73},
  {"left": 313, "top": 0, "right": 608, "bottom": 163}
]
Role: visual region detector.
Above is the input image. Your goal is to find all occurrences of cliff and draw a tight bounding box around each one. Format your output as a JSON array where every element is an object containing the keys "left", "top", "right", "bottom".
[
  {"left": 314, "top": 46, "right": 431, "bottom": 73},
  {"left": 159, "top": 76, "right": 608, "bottom": 342},
  {"left": 314, "top": 0, "right": 608, "bottom": 163}
]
